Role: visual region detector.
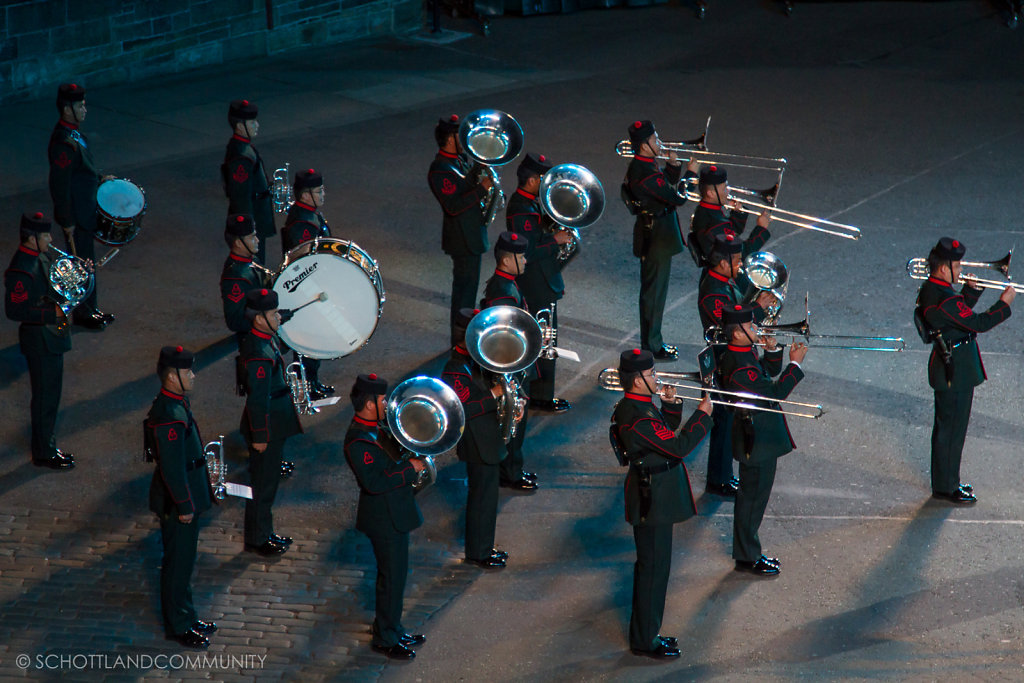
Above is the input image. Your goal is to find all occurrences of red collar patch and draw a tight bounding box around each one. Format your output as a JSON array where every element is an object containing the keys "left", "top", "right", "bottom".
[
  {"left": 516, "top": 188, "right": 537, "bottom": 200},
  {"left": 252, "top": 328, "right": 274, "bottom": 340},
  {"left": 624, "top": 392, "right": 653, "bottom": 403},
  {"left": 707, "top": 269, "right": 730, "bottom": 283}
]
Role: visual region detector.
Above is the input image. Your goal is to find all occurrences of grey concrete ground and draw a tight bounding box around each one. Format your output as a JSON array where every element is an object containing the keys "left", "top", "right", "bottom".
[{"left": 2, "top": 0, "right": 1024, "bottom": 680}]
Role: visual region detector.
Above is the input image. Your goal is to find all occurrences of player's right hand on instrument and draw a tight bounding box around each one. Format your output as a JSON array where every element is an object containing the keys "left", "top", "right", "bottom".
[
  {"left": 666, "top": 150, "right": 680, "bottom": 166},
  {"left": 1000, "top": 285, "right": 1016, "bottom": 305},
  {"left": 491, "top": 385, "right": 503, "bottom": 399},
  {"left": 479, "top": 174, "right": 494, "bottom": 191},
  {"left": 252, "top": 442, "right": 268, "bottom": 453},
  {"left": 178, "top": 513, "right": 194, "bottom": 524},
  {"left": 697, "top": 394, "right": 712, "bottom": 415},
  {"left": 756, "top": 209, "right": 771, "bottom": 228},
  {"left": 686, "top": 158, "right": 701, "bottom": 174},
  {"left": 410, "top": 458, "right": 426, "bottom": 473},
  {"left": 55, "top": 305, "right": 67, "bottom": 322},
  {"left": 790, "top": 341, "right": 809, "bottom": 364},
  {"left": 553, "top": 229, "right": 573, "bottom": 245},
  {"left": 729, "top": 199, "right": 743, "bottom": 211},
  {"left": 755, "top": 291, "right": 778, "bottom": 310}
]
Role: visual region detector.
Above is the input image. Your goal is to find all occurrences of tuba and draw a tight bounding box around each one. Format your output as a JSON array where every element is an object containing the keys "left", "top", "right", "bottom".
[
  {"left": 458, "top": 110, "right": 524, "bottom": 226},
  {"left": 465, "top": 305, "right": 543, "bottom": 443},
  {"left": 385, "top": 376, "right": 466, "bottom": 492},
  {"left": 538, "top": 163, "right": 606, "bottom": 268},
  {"left": 271, "top": 161, "right": 292, "bottom": 214},
  {"left": 741, "top": 250, "right": 788, "bottom": 324},
  {"left": 47, "top": 245, "right": 95, "bottom": 331}
]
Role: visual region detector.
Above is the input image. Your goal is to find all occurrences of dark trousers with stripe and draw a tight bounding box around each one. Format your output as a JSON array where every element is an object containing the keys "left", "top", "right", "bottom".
[
  {"left": 629, "top": 522, "right": 673, "bottom": 651},
  {"left": 707, "top": 403, "right": 735, "bottom": 487},
  {"left": 159, "top": 513, "right": 200, "bottom": 636},
  {"left": 367, "top": 527, "right": 410, "bottom": 648},
  {"left": 931, "top": 388, "right": 974, "bottom": 493},
  {"left": 244, "top": 439, "right": 284, "bottom": 545},
  {"left": 465, "top": 460, "right": 499, "bottom": 560},
  {"left": 449, "top": 253, "right": 482, "bottom": 344},
  {"left": 638, "top": 254, "right": 672, "bottom": 351},
  {"left": 22, "top": 343, "right": 63, "bottom": 461},
  {"left": 733, "top": 458, "right": 777, "bottom": 562}
]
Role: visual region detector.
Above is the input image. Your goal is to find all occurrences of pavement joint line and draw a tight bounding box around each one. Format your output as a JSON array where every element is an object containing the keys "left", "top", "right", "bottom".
[{"left": 706, "top": 512, "right": 1024, "bottom": 525}]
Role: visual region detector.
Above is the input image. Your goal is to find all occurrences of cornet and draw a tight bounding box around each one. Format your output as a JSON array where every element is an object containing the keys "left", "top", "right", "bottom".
[
  {"left": 271, "top": 162, "right": 291, "bottom": 214},
  {"left": 286, "top": 356, "right": 317, "bottom": 415},
  {"left": 204, "top": 436, "right": 227, "bottom": 502}
]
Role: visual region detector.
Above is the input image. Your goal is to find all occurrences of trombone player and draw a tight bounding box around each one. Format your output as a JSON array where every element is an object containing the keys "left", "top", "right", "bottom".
[
  {"left": 916, "top": 237, "right": 1013, "bottom": 505},
  {"left": 689, "top": 165, "right": 771, "bottom": 268}
]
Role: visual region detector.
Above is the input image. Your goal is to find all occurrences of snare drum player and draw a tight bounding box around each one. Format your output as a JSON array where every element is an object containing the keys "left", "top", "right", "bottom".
[
  {"left": 5, "top": 212, "right": 75, "bottom": 470},
  {"left": 47, "top": 83, "right": 112, "bottom": 329},
  {"left": 280, "top": 168, "right": 334, "bottom": 401},
  {"left": 916, "top": 237, "right": 1014, "bottom": 505},
  {"left": 480, "top": 231, "right": 538, "bottom": 491},
  {"left": 223, "top": 99, "right": 276, "bottom": 264},
  {"left": 611, "top": 348, "right": 712, "bottom": 659},
  {"left": 240, "top": 289, "right": 302, "bottom": 556},
  {"left": 689, "top": 165, "right": 770, "bottom": 268},
  {"left": 507, "top": 152, "right": 572, "bottom": 413},
  {"left": 428, "top": 114, "right": 493, "bottom": 345},
  {"left": 145, "top": 345, "right": 217, "bottom": 650},
  {"left": 344, "top": 373, "right": 427, "bottom": 660}
]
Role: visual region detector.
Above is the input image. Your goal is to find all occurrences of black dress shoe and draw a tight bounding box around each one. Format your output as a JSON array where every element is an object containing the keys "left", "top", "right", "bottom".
[
  {"left": 73, "top": 311, "right": 108, "bottom": 330},
  {"left": 659, "top": 635, "right": 678, "bottom": 648},
  {"left": 959, "top": 483, "right": 974, "bottom": 494},
  {"left": 630, "top": 643, "right": 680, "bottom": 659},
  {"left": 735, "top": 556, "right": 781, "bottom": 577},
  {"left": 372, "top": 642, "right": 416, "bottom": 660},
  {"left": 522, "top": 471, "right": 538, "bottom": 482},
  {"left": 490, "top": 548, "right": 509, "bottom": 560},
  {"left": 96, "top": 310, "right": 115, "bottom": 324},
  {"left": 245, "top": 539, "right": 288, "bottom": 556},
  {"left": 933, "top": 489, "right": 977, "bottom": 505},
  {"left": 652, "top": 346, "right": 678, "bottom": 362},
  {"left": 705, "top": 480, "right": 738, "bottom": 497},
  {"left": 500, "top": 476, "right": 538, "bottom": 491},
  {"left": 280, "top": 461, "right": 294, "bottom": 478},
  {"left": 168, "top": 628, "right": 209, "bottom": 649},
  {"left": 400, "top": 633, "right": 426, "bottom": 647},
  {"left": 528, "top": 397, "right": 572, "bottom": 413},
  {"left": 191, "top": 620, "right": 218, "bottom": 635},
  {"left": 32, "top": 453, "right": 75, "bottom": 470},
  {"left": 270, "top": 534, "right": 293, "bottom": 546},
  {"left": 464, "top": 555, "right": 506, "bottom": 569}
]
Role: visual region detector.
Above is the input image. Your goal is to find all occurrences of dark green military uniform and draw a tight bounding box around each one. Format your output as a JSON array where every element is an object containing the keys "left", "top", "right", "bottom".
[
  {"left": 719, "top": 343, "right": 803, "bottom": 563},
  {"left": 508, "top": 187, "right": 564, "bottom": 403},
  {"left": 147, "top": 387, "right": 212, "bottom": 637},
  {"left": 481, "top": 268, "right": 533, "bottom": 483},
  {"left": 624, "top": 155, "right": 687, "bottom": 351},
  {"left": 5, "top": 245, "right": 72, "bottom": 461},
  {"left": 690, "top": 201, "right": 770, "bottom": 267},
  {"left": 344, "top": 416, "right": 424, "bottom": 648},
  {"left": 48, "top": 119, "right": 101, "bottom": 311},
  {"left": 428, "top": 149, "right": 490, "bottom": 341},
  {"left": 220, "top": 252, "right": 266, "bottom": 348},
  {"left": 442, "top": 346, "right": 505, "bottom": 560},
  {"left": 239, "top": 327, "right": 302, "bottom": 545},
  {"left": 223, "top": 133, "right": 275, "bottom": 262},
  {"left": 917, "top": 276, "right": 1010, "bottom": 494},
  {"left": 281, "top": 200, "right": 330, "bottom": 256},
  {"left": 613, "top": 392, "right": 711, "bottom": 651}
]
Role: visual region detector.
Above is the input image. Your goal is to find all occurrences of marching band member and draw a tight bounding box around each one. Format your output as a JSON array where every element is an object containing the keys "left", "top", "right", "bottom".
[
  {"left": 344, "top": 373, "right": 427, "bottom": 660},
  {"left": 508, "top": 152, "right": 572, "bottom": 413},
  {"left": 612, "top": 348, "right": 712, "bottom": 659},
  {"left": 718, "top": 305, "right": 806, "bottom": 577},
  {"left": 145, "top": 346, "right": 217, "bottom": 649},
  {"left": 223, "top": 99, "right": 276, "bottom": 264},
  {"left": 4, "top": 212, "right": 75, "bottom": 470},
  {"left": 480, "top": 231, "right": 538, "bottom": 491},
  {"left": 428, "top": 114, "right": 493, "bottom": 345},
  {"left": 696, "top": 233, "right": 777, "bottom": 497},
  {"left": 916, "top": 237, "right": 1013, "bottom": 505},
  {"left": 280, "top": 168, "right": 334, "bottom": 401},
  {"left": 220, "top": 213, "right": 264, "bottom": 350},
  {"left": 689, "top": 165, "right": 770, "bottom": 268},
  {"left": 621, "top": 120, "right": 695, "bottom": 361},
  {"left": 442, "top": 308, "right": 509, "bottom": 569},
  {"left": 240, "top": 288, "right": 302, "bottom": 555},
  {"left": 47, "top": 83, "right": 112, "bottom": 329}
]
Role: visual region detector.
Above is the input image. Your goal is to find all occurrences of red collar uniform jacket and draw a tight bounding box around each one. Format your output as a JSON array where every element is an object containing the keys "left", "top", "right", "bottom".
[
  {"left": 442, "top": 346, "right": 504, "bottom": 465},
  {"left": 239, "top": 328, "right": 302, "bottom": 445},
  {"left": 222, "top": 134, "right": 276, "bottom": 238},
  {"left": 428, "top": 150, "right": 489, "bottom": 257},
  {"left": 690, "top": 201, "right": 769, "bottom": 265},
  {"left": 282, "top": 200, "right": 331, "bottom": 255},
  {"left": 48, "top": 120, "right": 100, "bottom": 232},
  {"left": 343, "top": 416, "right": 424, "bottom": 535},
  {"left": 220, "top": 253, "right": 265, "bottom": 335},
  {"left": 4, "top": 246, "right": 72, "bottom": 355},
  {"left": 146, "top": 389, "right": 212, "bottom": 518},
  {"left": 507, "top": 188, "right": 564, "bottom": 305},
  {"left": 625, "top": 156, "right": 687, "bottom": 258}
]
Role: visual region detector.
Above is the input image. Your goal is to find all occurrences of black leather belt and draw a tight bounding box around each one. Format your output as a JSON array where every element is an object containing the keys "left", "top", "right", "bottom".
[
  {"left": 630, "top": 459, "right": 681, "bottom": 476},
  {"left": 271, "top": 387, "right": 292, "bottom": 399}
]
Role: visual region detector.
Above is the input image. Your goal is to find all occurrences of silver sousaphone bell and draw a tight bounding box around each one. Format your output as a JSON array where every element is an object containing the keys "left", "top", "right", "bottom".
[
  {"left": 539, "top": 163, "right": 605, "bottom": 266},
  {"left": 458, "top": 109, "right": 525, "bottom": 226},
  {"left": 742, "top": 250, "right": 788, "bottom": 323},
  {"left": 386, "top": 376, "right": 465, "bottom": 492}
]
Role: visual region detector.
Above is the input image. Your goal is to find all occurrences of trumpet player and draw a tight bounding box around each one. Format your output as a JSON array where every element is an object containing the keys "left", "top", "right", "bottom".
[
  {"left": 718, "top": 305, "right": 807, "bottom": 577},
  {"left": 220, "top": 214, "right": 265, "bottom": 350},
  {"left": 223, "top": 99, "right": 275, "bottom": 264},
  {"left": 239, "top": 288, "right": 302, "bottom": 556},
  {"left": 145, "top": 346, "right": 216, "bottom": 649},
  {"left": 343, "top": 373, "right": 427, "bottom": 660},
  {"left": 689, "top": 165, "right": 770, "bottom": 268},
  {"left": 916, "top": 237, "right": 1013, "bottom": 505},
  {"left": 4, "top": 212, "right": 74, "bottom": 470},
  {"left": 697, "top": 233, "right": 778, "bottom": 498},
  {"left": 508, "top": 152, "right": 572, "bottom": 413},
  {"left": 481, "top": 231, "right": 538, "bottom": 491},
  {"left": 611, "top": 348, "right": 712, "bottom": 659},
  {"left": 442, "top": 308, "right": 509, "bottom": 569}
]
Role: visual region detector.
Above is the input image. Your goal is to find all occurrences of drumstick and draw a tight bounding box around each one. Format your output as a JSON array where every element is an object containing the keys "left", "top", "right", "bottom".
[{"left": 291, "top": 292, "right": 328, "bottom": 314}]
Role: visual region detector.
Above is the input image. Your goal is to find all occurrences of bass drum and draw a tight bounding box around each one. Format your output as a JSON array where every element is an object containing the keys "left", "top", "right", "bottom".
[
  {"left": 273, "top": 238, "right": 385, "bottom": 360},
  {"left": 95, "top": 178, "right": 146, "bottom": 245}
]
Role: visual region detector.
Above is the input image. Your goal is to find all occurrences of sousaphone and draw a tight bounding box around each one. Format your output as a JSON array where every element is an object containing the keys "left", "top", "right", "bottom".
[{"left": 386, "top": 376, "right": 465, "bottom": 492}]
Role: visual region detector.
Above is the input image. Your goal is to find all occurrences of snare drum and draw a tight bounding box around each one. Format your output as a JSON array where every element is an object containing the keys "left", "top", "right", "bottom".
[
  {"left": 95, "top": 178, "right": 146, "bottom": 245},
  {"left": 273, "top": 238, "right": 386, "bottom": 359}
]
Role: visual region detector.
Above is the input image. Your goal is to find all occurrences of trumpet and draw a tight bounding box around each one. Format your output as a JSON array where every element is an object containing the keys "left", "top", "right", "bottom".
[
  {"left": 598, "top": 368, "right": 824, "bottom": 419},
  {"left": 614, "top": 116, "right": 788, "bottom": 173},
  {"left": 271, "top": 162, "right": 291, "bottom": 214},
  {"left": 286, "top": 356, "right": 317, "bottom": 415},
  {"left": 204, "top": 436, "right": 227, "bottom": 502},
  {"left": 906, "top": 251, "right": 1016, "bottom": 291},
  {"left": 248, "top": 260, "right": 276, "bottom": 287}
]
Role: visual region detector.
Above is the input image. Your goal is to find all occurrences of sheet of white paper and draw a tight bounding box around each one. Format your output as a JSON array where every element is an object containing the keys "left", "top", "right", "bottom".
[
  {"left": 555, "top": 347, "right": 580, "bottom": 362},
  {"left": 225, "top": 483, "right": 253, "bottom": 500},
  {"left": 311, "top": 397, "right": 341, "bottom": 409}
]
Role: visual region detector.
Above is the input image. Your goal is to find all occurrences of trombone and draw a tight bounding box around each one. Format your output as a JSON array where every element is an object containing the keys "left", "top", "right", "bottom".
[
  {"left": 614, "top": 116, "right": 788, "bottom": 173},
  {"left": 598, "top": 368, "right": 824, "bottom": 419},
  {"left": 906, "top": 251, "right": 1018, "bottom": 293}
]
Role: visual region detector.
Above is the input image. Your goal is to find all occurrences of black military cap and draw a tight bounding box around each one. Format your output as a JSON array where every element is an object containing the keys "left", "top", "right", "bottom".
[
  {"left": 454, "top": 307, "right": 479, "bottom": 329},
  {"left": 627, "top": 120, "right": 656, "bottom": 145},
  {"left": 20, "top": 211, "right": 51, "bottom": 234},
  {"left": 158, "top": 345, "right": 195, "bottom": 372},
  {"left": 57, "top": 83, "right": 86, "bottom": 104},
  {"left": 355, "top": 373, "right": 388, "bottom": 396},
  {"left": 228, "top": 99, "right": 258, "bottom": 121},
  {"left": 722, "top": 304, "right": 754, "bottom": 326},
  {"left": 711, "top": 232, "right": 743, "bottom": 256},
  {"left": 226, "top": 213, "right": 255, "bottom": 237},
  {"left": 619, "top": 348, "right": 654, "bottom": 373},
  {"left": 293, "top": 168, "right": 323, "bottom": 192},
  {"left": 933, "top": 237, "right": 966, "bottom": 261},
  {"left": 495, "top": 231, "right": 528, "bottom": 255},
  {"left": 436, "top": 113, "right": 461, "bottom": 135},
  {"left": 245, "top": 288, "right": 278, "bottom": 312},
  {"left": 519, "top": 153, "right": 552, "bottom": 177},
  {"left": 699, "top": 165, "right": 728, "bottom": 186}
]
